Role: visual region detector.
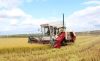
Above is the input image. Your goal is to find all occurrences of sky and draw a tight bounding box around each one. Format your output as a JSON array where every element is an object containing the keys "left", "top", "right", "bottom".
[{"left": 0, "top": 0, "right": 100, "bottom": 35}]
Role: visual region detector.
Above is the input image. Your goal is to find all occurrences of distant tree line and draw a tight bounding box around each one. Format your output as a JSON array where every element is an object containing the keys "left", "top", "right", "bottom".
[
  {"left": 0, "top": 34, "right": 40, "bottom": 38},
  {"left": 76, "top": 30, "right": 100, "bottom": 35}
]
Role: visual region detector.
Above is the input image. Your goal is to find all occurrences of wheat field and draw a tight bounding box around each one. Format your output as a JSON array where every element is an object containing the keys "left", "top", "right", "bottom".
[{"left": 0, "top": 35, "right": 100, "bottom": 61}]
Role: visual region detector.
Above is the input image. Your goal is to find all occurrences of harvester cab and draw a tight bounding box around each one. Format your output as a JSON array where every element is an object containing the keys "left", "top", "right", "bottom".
[{"left": 28, "top": 23, "right": 60, "bottom": 44}]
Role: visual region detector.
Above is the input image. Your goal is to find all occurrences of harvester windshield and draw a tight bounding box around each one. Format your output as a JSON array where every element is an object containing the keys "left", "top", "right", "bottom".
[{"left": 40, "top": 24, "right": 59, "bottom": 36}]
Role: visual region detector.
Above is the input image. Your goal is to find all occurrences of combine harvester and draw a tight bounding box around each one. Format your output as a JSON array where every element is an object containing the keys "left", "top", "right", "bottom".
[{"left": 28, "top": 14, "right": 76, "bottom": 48}]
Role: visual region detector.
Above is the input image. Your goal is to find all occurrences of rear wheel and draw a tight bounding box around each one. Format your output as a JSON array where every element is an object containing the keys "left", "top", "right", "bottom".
[{"left": 61, "top": 40, "right": 68, "bottom": 46}]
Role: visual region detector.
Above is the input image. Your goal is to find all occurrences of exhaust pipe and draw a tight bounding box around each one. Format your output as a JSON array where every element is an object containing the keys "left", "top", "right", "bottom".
[{"left": 63, "top": 13, "right": 65, "bottom": 28}]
